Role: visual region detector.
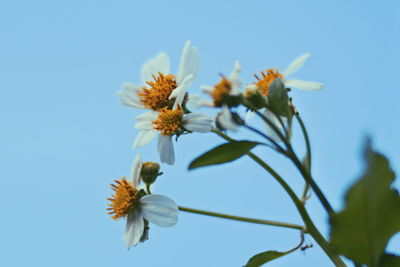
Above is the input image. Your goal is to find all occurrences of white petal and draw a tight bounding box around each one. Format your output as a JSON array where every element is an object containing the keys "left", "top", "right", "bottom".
[
  {"left": 183, "top": 113, "right": 213, "bottom": 133},
  {"left": 133, "top": 130, "right": 157, "bottom": 149},
  {"left": 140, "top": 194, "right": 179, "bottom": 227},
  {"left": 285, "top": 79, "right": 324, "bottom": 91},
  {"left": 229, "top": 61, "right": 241, "bottom": 95},
  {"left": 141, "top": 52, "right": 170, "bottom": 83},
  {"left": 245, "top": 110, "right": 255, "bottom": 121},
  {"left": 282, "top": 53, "right": 310, "bottom": 77},
  {"left": 201, "top": 85, "right": 214, "bottom": 94},
  {"left": 170, "top": 74, "right": 194, "bottom": 109},
  {"left": 135, "top": 111, "right": 158, "bottom": 121},
  {"left": 123, "top": 210, "right": 144, "bottom": 248},
  {"left": 245, "top": 84, "right": 257, "bottom": 91},
  {"left": 217, "top": 105, "right": 239, "bottom": 131},
  {"left": 186, "top": 94, "right": 213, "bottom": 109},
  {"left": 117, "top": 83, "right": 145, "bottom": 109},
  {"left": 264, "top": 109, "right": 284, "bottom": 142},
  {"left": 157, "top": 135, "right": 175, "bottom": 165},
  {"left": 130, "top": 153, "right": 142, "bottom": 187},
  {"left": 134, "top": 120, "right": 153, "bottom": 130},
  {"left": 176, "top": 41, "right": 199, "bottom": 84}
]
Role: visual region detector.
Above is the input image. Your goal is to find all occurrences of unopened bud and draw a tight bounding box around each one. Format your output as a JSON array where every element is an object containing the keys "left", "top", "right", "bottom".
[{"left": 140, "top": 162, "right": 161, "bottom": 185}]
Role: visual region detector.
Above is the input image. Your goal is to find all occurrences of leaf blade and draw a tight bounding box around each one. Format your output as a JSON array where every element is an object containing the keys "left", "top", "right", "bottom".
[
  {"left": 188, "top": 141, "right": 260, "bottom": 170},
  {"left": 244, "top": 250, "right": 290, "bottom": 267},
  {"left": 329, "top": 139, "right": 400, "bottom": 266}
]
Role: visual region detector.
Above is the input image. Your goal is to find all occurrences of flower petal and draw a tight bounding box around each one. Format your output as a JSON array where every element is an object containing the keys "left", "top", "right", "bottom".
[
  {"left": 229, "top": 61, "right": 241, "bottom": 95},
  {"left": 140, "top": 194, "right": 179, "bottom": 227},
  {"left": 133, "top": 130, "right": 157, "bottom": 149},
  {"left": 130, "top": 153, "right": 142, "bottom": 187},
  {"left": 217, "top": 105, "right": 239, "bottom": 131},
  {"left": 157, "top": 134, "right": 175, "bottom": 165},
  {"left": 170, "top": 74, "right": 194, "bottom": 109},
  {"left": 282, "top": 53, "right": 310, "bottom": 77},
  {"left": 201, "top": 85, "right": 214, "bottom": 94},
  {"left": 123, "top": 210, "right": 144, "bottom": 248},
  {"left": 285, "top": 79, "right": 324, "bottom": 91},
  {"left": 117, "top": 83, "right": 145, "bottom": 109},
  {"left": 134, "top": 120, "right": 153, "bottom": 130},
  {"left": 141, "top": 52, "right": 170, "bottom": 83},
  {"left": 135, "top": 111, "right": 158, "bottom": 121},
  {"left": 187, "top": 94, "right": 213, "bottom": 109},
  {"left": 176, "top": 40, "right": 199, "bottom": 84},
  {"left": 264, "top": 109, "right": 285, "bottom": 142},
  {"left": 183, "top": 113, "right": 213, "bottom": 133}
]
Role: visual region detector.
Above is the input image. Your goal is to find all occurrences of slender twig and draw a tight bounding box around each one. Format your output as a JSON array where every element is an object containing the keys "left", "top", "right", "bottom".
[{"left": 178, "top": 206, "right": 305, "bottom": 231}]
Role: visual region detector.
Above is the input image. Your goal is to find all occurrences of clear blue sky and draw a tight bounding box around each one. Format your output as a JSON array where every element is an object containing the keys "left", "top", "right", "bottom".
[{"left": 1, "top": 1, "right": 399, "bottom": 266}]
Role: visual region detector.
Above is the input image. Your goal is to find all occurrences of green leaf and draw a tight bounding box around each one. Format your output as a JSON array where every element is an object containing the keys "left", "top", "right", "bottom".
[
  {"left": 379, "top": 254, "right": 400, "bottom": 267},
  {"left": 188, "top": 141, "right": 259, "bottom": 170},
  {"left": 244, "top": 250, "right": 290, "bottom": 267},
  {"left": 329, "top": 139, "right": 400, "bottom": 267}
]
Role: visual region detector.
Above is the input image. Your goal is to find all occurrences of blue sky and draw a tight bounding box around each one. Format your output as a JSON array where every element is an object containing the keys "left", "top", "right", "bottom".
[{"left": 1, "top": 0, "right": 399, "bottom": 266}]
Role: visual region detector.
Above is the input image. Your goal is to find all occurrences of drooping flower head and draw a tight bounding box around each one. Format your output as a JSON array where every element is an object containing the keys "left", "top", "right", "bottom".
[
  {"left": 107, "top": 154, "right": 178, "bottom": 248},
  {"left": 118, "top": 41, "right": 199, "bottom": 112}
]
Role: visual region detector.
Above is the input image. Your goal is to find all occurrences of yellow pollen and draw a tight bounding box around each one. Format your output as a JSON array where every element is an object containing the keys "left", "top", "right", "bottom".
[
  {"left": 209, "top": 77, "right": 232, "bottom": 107},
  {"left": 138, "top": 73, "right": 178, "bottom": 110},
  {"left": 107, "top": 177, "right": 140, "bottom": 220},
  {"left": 152, "top": 107, "right": 183, "bottom": 136},
  {"left": 253, "top": 69, "right": 284, "bottom": 96}
]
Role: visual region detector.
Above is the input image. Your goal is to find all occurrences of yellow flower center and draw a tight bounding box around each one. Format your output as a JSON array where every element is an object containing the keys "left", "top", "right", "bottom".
[
  {"left": 253, "top": 69, "right": 284, "bottom": 96},
  {"left": 107, "top": 178, "right": 140, "bottom": 220},
  {"left": 138, "top": 73, "right": 178, "bottom": 110},
  {"left": 152, "top": 107, "right": 183, "bottom": 136},
  {"left": 209, "top": 77, "right": 232, "bottom": 107}
]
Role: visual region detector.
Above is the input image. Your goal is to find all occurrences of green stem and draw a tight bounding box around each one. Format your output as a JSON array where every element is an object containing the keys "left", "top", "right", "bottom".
[
  {"left": 295, "top": 114, "right": 312, "bottom": 202},
  {"left": 178, "top": 206, "right": 304, "bottom": 231},
  {"left": 146, "top": 184, "right": 151, "bottom": 194},
  {"left": 243, "top": 101, "right": 334, "bottom": 215},
  {"left": 212, "top": 128, "right": 346, "bottom": 266}
]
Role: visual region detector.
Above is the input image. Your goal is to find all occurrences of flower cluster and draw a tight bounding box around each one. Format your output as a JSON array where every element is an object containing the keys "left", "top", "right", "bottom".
[
  {"left": 110, "top": 41, "right": 324, "bottom": 251},
  {"left": 191, "top": 53, "right": 323, "bottom": 138},
  {"left": 118, "top": 41, "right": 213, "bottom": 165}
]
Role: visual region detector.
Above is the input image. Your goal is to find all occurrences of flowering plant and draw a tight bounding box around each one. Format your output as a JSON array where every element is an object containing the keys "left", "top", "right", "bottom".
[{"left": 108, "top": 41, "right": 400, "bottom": 267}]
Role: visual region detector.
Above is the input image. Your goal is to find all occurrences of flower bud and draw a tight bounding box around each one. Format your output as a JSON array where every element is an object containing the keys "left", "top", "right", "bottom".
[{"left": 140, "top": 162, "right": 161, "bottom": 185}]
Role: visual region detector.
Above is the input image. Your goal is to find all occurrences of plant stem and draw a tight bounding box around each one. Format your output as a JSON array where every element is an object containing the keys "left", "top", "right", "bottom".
[
  {"left": 295, "top": 114, "right": 312, "bottom": 202},
  {"left": 178, "top": 206, "right": 305, "bottom": 231},
  {"left": 212, "top": 128, "right": 346, "bottom": 266},
  {"left": 242, "top": 101, "right": 334, "bottom": 215}
]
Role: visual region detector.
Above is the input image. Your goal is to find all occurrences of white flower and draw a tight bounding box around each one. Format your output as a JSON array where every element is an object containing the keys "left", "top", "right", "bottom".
[
  {"left": 108, "top": 154, "right": 179, "bottom": 249},
  {"left": 133, "top": 97, "right": 213, "bottom": 165},
  {"left": 191, "top": 61, "right": 241, "bottom": 108},
  {"left": 118, "top": 40, "right": 199, "bottom": 111},
  {"left": 247, "top": 53, "right": 323, "bottom": 94},
  {"left": 217, "top": 105, "right": 240, "bottom": 131}
]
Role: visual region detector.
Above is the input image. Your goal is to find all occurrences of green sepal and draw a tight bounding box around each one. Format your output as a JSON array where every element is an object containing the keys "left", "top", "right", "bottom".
[{"left": 266, "top": 78, "right": 290, "bottom": 117}]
